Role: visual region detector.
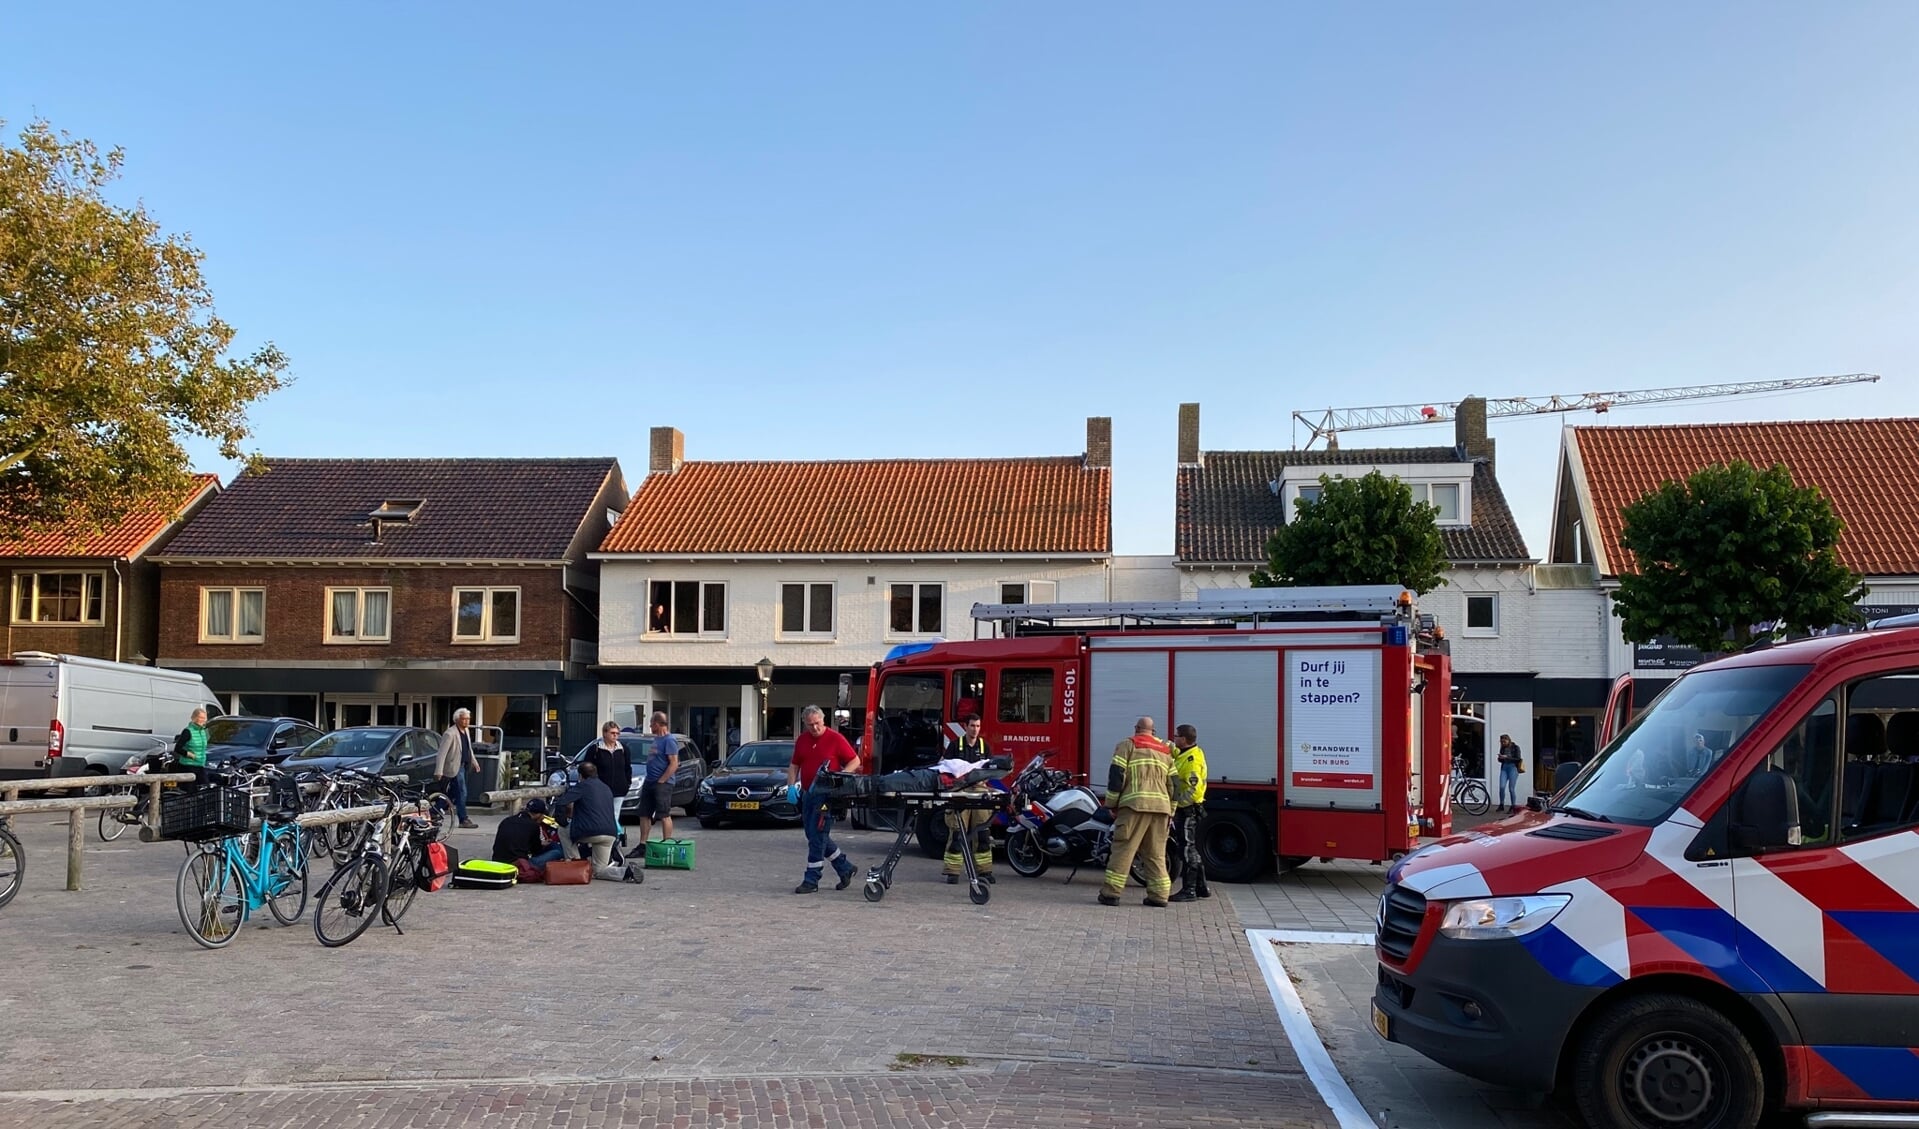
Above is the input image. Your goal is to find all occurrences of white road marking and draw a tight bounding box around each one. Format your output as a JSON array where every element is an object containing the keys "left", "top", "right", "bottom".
[{"left": 1245, "top": 928, "right": 1376, "bottom": 1129}]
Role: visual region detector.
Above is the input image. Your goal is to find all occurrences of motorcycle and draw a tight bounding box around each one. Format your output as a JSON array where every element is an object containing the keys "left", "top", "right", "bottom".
[{"left": 999, "top": 752, "right": 1149, "bottom": 885}]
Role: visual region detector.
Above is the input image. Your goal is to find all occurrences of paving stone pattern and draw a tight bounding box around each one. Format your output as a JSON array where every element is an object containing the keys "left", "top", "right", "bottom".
[{"left": 0, "top": 812, "right": 1332, "bottom": 1127}]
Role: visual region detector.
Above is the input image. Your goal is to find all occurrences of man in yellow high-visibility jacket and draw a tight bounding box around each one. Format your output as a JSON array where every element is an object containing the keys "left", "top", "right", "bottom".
[
  {"left": 1100, "top": 716, "right": 1175, "bottom": 907},
  {"left": 1168, "top": 723, "right": 1210, "bottom": 902}
]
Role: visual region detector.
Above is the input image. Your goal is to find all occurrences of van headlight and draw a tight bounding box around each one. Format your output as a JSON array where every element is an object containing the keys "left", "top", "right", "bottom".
[{"left": 1438, "top": 895, "right": 1570, "bottom": 940}]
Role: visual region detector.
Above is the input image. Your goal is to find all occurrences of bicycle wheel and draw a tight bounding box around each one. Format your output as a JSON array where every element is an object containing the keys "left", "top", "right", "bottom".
[
  {"left": 383, "top": 844, "right": 421, "bottom": 925},
  {"left": 177, "top": 847, "right": 245, "bottom": 949},
  {"left": 0, "top": 824, "right": 22, "bottom": 909},
  {"left": 313, "top": 855, "right": 384, "bottom": 948},
  {"left": 98, "top": 807, "right": 128, "bottom": 842},
  {"left": 1456, "top": 779, "right": 1491, "bottom": 816},
  {"left": 266, "top": 831, "right": 309, "bottom": 925}
]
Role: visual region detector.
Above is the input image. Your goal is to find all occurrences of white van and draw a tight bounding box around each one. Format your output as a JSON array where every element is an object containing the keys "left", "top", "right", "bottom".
[{"left": 0, "top": 652, "right": 224, "bottom": 779}]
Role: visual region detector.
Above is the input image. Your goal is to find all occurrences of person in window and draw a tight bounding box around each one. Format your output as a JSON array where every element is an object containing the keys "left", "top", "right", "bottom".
[
  {"left": 649, "top": 603, "right": 670, "bottom": 633},
  {"left": 1686, "top": 733, "right": 1715, "bottom": 776}
]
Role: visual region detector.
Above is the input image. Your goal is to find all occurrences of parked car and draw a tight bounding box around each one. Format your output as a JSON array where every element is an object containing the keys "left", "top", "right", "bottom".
[
  {"left": 280, "top": 726, "right": 445, "bottom": 787},
  {"left": 694, "top": 740, "right": 800, "bottom": 827},
  {"left": 201, "top": 716, "right": 327, "bottom": 767},
  {"left": 551, "top": 732, "right": 707, "bottom": 821}
]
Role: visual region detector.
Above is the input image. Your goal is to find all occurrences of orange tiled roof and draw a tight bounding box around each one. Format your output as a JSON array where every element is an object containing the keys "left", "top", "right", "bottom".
[
  {"left": 1572, "top": 420, "right": 1919, "bottom": 576},
  {"left": 601, "top": 458, "right": 1110, "bottom": 555},
  {"left": 0, "top": 474, "right": 220, "bottom": 560}
]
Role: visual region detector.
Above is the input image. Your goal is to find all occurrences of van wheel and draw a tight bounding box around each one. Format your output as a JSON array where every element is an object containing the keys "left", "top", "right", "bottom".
[
  {"left": 1572, "top": 994, "right": 1767, "bottom": 1129},
  {"left": 1200, "top": 810, "right": 1272, "bottom": 883}
]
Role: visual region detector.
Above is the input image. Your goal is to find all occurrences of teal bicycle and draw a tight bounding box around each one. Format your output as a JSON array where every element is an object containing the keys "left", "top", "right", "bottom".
[{"left": 174, "top": 804, "right": 309, "bottom": 949}]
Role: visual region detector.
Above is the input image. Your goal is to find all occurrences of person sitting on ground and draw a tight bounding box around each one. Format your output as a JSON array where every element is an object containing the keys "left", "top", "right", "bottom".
[
  {"left": 492, "top": 798, "right": 565, "bottom": 869},
  {"left": 555, "top": 761, "right": 633, "bottom": 881}
]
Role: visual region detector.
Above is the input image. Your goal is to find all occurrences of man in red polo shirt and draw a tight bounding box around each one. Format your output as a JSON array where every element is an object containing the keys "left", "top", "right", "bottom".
[{"left": 785, "top": 704, "right": 862, "bottom": 893}]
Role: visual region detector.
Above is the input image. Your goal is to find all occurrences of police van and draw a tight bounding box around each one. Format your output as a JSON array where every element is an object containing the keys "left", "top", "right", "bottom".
[{"left": 1374, "top": 622, "right": 1919, "bottom": 1128}]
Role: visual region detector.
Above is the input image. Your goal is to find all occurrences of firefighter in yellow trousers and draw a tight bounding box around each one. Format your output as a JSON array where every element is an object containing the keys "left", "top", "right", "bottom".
[
  {"left": 1099, "top": 716, "right": 1175, "bottom": 908},
  {"left": 942, "top": 714, "right": 994, "bottom": 884}
]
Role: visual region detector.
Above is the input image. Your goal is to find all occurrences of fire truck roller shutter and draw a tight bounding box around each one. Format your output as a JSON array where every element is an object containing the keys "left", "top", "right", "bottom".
[
  {"left": 1172, "top": 649, "right": 1279, "bottom": 785},
  {"left": 1088, "top": 651, "right": 1170, "bottom": 794}
]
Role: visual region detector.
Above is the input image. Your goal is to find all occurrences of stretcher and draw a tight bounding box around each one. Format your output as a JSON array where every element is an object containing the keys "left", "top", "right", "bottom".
[{"left": 816, "top": 762, "right": 1011, "bottom": 906}]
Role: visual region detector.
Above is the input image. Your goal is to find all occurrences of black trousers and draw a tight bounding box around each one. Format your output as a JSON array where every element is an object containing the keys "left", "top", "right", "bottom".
[{"left": 1167, "top": 804, "right": 1206, "bottom": 891}]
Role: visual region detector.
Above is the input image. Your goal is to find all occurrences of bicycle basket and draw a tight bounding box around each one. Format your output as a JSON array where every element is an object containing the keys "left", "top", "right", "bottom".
[{"left": 159, "top": 787, "right": 253, "bottom": 842}]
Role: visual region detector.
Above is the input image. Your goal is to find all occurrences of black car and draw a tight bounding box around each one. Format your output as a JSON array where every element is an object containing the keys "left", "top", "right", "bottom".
[
  {"left": 280, "top": 726, "right": 445, "bottom": 786},
  {"left": 555, "top": 732, "right": 707, "bottom": 821},
  {"left": 694, "top": 740, "right": 801, "bottom": 827},
  {"left": 201, "top": 716, "right": 327, "bottom": 767}
]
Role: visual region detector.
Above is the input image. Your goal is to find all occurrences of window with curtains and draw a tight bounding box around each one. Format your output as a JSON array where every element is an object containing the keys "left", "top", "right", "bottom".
[
  {"left": 201, "top": 587, "right": 266, "bottom": 643},
  {"left": 325, "top": 587, "right": 392, "bottom": 643}
]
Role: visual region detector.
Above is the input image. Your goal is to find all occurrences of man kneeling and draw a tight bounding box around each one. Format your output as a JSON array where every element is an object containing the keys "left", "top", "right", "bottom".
[{"left": 556, "top": 762, "right": 637, "bottom": 882}]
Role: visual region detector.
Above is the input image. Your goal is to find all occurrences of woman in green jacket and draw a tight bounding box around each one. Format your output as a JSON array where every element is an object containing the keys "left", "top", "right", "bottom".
[{"left": 173, "top": 707, "right": 210, "bottom": 791}]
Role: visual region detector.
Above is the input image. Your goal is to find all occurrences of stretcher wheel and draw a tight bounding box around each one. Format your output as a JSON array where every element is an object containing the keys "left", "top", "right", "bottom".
[
  {"left": 968, "top": 881, "right": 990, "bottom": 905},
  {"left": 863, "top": 878, "right": 885, "bottom": 902}
]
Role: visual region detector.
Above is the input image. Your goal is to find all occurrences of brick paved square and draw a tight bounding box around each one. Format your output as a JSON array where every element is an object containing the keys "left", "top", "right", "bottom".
[{"left": 0, "top": 810, "right": 1335, "bottom": 1127}]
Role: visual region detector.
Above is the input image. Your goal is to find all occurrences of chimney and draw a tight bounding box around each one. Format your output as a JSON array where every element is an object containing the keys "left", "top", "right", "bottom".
[
  {"left": 1454, "top": 397, "right": 1493, "bottom": 470},
  {"left": 1177, "top": 403, "right": 1201, "bottom": 467},
  {"left": 649, "top": 426, "right": 684, "bottom": 475},
  {"left": 1085, "top": 417, "right": 1112, "bottom": 469}
]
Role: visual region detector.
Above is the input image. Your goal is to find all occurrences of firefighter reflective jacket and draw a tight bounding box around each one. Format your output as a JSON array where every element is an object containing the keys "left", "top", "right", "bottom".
[{"left": 1107, "top": 733, "right": 1175, "bottom": 815}]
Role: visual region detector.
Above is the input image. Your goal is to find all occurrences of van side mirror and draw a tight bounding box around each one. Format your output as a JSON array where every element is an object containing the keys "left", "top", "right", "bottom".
[{"left": 1730, "top": 770, "right": 1800, "bottom": 853}]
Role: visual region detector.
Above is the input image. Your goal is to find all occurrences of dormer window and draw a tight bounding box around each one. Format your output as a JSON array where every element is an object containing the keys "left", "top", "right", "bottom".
[
  {"left": 1279, "top": 465, "right": 1471, "bottom": 526},
  {"left": 367, "top": 499, "right": 424, "bottom": 523}
]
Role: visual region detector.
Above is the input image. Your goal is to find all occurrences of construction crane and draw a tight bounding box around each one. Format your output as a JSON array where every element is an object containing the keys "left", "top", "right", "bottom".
[{"left": 1292, "top": 373, "right": 1882, "bottom": 449}]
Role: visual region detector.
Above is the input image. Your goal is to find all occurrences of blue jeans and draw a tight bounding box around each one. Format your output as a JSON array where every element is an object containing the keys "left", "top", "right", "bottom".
[
  {"left": 529, "top": 845, "right": 564, "bottom": 867},
  {"left": 800, "top": 789, "right": 854, "bottom": 887},
  {"left": 1499, "top": 762, "right": 1520, "bottom": 808},
  {"left": 443, "top": 772, "right": 470, "bottom": 822}
]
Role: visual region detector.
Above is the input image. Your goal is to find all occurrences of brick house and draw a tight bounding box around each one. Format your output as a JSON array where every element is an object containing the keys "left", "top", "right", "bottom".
[
  {"left": 1171, "top": 400, "right": 1610, "bottom": 793},
  {"left": 1550, "top": 417, "right": 1919, "bottom": 691},
  {"left": 152, "top": 458, "right": 627, "bottom": 766},
  {"left": 591, "top": 421, "right": 1113, "bottom": 756},
  {"left": 0, "top": 474, "right": 219, "bottom": 665}
]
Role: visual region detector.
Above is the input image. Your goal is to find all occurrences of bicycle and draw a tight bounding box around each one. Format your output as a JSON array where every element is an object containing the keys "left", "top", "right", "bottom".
[
  {"left": 1450, "top": 756, "right": 1492, "bottom": 816},
  {"left": 313, "top": 778, "right": 442, "bottom": 947},
  {"left": 173, "top": 796, "right": 309, "bottom": 949},
  {"left": 0, "top": 815, "right": 22, "bottom": 910}
]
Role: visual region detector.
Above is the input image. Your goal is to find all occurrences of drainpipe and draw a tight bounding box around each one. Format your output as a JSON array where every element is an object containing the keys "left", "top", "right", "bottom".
[{"left": 111, "top": 560, "right": 126, "bottom": 663}]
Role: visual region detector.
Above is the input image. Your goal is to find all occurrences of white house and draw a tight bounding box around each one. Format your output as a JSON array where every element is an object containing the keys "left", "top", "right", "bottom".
[
  {"left": 1169, "top": 400, "right": 1589, "bottom": 794},
  {"left": 591, "top": 421, "right": 1114, "bottom": 756},
  {"left": 1550, "top": 416, "right": 1919, "bottom": 689}
]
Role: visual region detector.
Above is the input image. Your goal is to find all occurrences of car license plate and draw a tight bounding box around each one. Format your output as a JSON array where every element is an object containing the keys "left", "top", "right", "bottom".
[
  {"left": 726, "top": 801, "right": 760, "bottom": 811},
  {"left": 1371, "top": 1000, "right": 1391, "bottom": 1040}
]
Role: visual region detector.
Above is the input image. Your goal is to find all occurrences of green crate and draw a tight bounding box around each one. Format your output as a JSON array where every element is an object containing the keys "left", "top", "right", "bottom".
[{"left": 643, "top": 837, "right": 695, "bottom": 870}]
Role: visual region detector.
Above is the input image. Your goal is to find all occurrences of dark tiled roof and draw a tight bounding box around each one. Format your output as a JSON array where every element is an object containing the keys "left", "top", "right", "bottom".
[
  {"left": 0, "top": 475, "right": 218, "bottom": 560},
  {"left": 1572, "top": 420, "right": 1919, "bottom": 576},
  {"left": 1175, "top": 446, "right": 1531, "bottom": 565},
  {"left": 602, "top": 458, "right": 1110, "bottom": 555},
  {"left": 155, "top": 459, "right": 618, "bottom": 561}
]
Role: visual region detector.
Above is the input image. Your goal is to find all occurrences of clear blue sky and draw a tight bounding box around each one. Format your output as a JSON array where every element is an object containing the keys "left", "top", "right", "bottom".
[{"left": 7, "top": 3, "right": 1914, "bottom": 554}]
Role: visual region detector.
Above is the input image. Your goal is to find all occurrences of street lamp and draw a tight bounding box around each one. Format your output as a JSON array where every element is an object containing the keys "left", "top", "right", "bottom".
[{"left": 754, "top": 656, "right": 775, "bottom": 738}]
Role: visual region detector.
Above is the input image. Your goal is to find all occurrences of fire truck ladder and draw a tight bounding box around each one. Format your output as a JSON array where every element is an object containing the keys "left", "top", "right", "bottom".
[{"left": 972, "top": 585, "right": 1413, "bottom": 637}]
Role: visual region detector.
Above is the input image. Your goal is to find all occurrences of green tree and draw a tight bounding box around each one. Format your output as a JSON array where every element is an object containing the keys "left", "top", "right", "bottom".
[
  {"left": 1613, "top": 460, "right": 1865, "bottom": 652},
  {"left": 0, "top": 118, "right": 288, "bottom": 534},
  {"left": 1251, "top": 471, "right": 1447, "bottom": 594}
]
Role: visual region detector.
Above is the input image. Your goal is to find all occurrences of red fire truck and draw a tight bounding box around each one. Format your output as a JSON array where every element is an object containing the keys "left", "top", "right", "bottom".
[{"left": 859, "top": 585, "right": 1456, "bottom": 880}]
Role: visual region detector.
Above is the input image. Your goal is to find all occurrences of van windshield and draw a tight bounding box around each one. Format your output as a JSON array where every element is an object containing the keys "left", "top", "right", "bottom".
[{"left": 1553, "top": 663, "right": 1810, "bottom": 826}]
